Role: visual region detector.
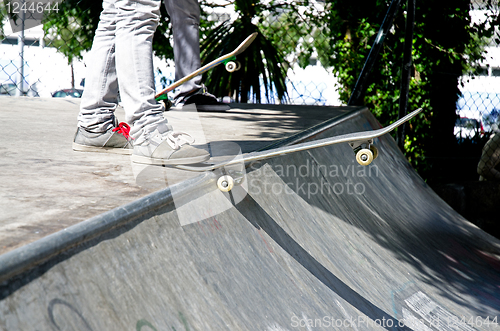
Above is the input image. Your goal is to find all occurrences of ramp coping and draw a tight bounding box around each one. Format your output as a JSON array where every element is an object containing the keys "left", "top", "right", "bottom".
[
  {"left": 0, "top": 173, "right": 210, "bottom": 283},
  {"left": 0, "top": 107, "right": 367, "bottom": 283}
]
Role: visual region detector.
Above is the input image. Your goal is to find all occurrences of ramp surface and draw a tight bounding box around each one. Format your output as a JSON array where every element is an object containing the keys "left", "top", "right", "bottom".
[
  {"left": 1, "top": 107, "right": 500, "bottom": 331},
  {"left": 0, "top": 96, "right": 344, "bottom": 255}
]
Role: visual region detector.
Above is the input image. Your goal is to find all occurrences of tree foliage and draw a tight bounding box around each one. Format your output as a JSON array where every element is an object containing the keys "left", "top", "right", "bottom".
[
  {"left": 0, "top": 2, "right": 7, "bottom": 40},
  {"left": 200, "top": 0, "right": 288, "bottom": 103},
  {"left": 37, "top": 0, "right": 500, "bottom": 181},
  {"left": 42, "top": 0, "right": 101, "bottom": 63},
  {"left": 41, "top": 0, "right": 173, "bottom": 63},
  {"left": 322, "top": 0, "right": 498, "bottom": 182},
  {"left": 257, "top": 0, "right": 498, "bottom": 182},
  {"left": 259, "top": 1, "right": 331, "bottom": 70}
]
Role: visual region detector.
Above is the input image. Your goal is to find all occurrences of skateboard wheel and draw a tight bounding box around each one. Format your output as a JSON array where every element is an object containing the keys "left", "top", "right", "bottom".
[
  {"left": 369, "top": 145, "right": 379, "bottom": 160},
  {"left": 235, "top": 61, "right": 241, "bottom": 71},
  {"left": 217, "top": 175, "right": 234, "bottom": 192},
  {"left": 356, "top": 149, "right": 374, "bottom": 166},
  {"left": 225, "top": 61, "right": 237, "bottom": 73}
]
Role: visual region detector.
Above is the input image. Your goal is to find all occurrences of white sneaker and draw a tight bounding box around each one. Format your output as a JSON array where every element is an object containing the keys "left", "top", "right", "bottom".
[
  {"left": 73, "top": 122, "right": 133, "bottom": 155},
  {"left": 131, "top": 123, "right": 210, "bottom": 165}
]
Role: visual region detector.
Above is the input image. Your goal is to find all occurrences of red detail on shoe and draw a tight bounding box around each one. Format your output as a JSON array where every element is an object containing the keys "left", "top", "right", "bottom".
[{"left": 113, "top": 122, "right": 133, "bottom": 140}]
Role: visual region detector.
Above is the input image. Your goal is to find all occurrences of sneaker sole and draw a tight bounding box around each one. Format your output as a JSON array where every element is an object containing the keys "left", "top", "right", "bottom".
[
  {"left": 131, "top": 153, "right": 210, "bottom": 165},
  {"left": 73, "top": 142, "right": 133, "bottom": 155}
]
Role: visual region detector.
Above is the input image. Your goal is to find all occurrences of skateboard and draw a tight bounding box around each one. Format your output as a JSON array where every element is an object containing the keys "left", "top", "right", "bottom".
[
  {"left": 175, "top": 108, "right": 423, "bottom": 192},
  {"left": 155, "top": 32, "right": 259, "bottom": 104}
]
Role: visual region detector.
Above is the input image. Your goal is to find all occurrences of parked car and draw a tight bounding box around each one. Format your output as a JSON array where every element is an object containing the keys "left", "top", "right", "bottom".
[
  {"left": 52, "top": 89, "right": 83, "bottom": 98},
  {"left": 0, "top": 83, "right": 38, "bottom": 96},
  {"left": 0, "top": 83, "right": 17, "bottom": 96},
  {"left": 456, "top": 91, "right": 500, "bottom": 133},
  {"left": 481, "top": 108, "right": 500, "bottom": 133},
  {"left": 454, "top": 117, "right": 482, "bottom": 141}
]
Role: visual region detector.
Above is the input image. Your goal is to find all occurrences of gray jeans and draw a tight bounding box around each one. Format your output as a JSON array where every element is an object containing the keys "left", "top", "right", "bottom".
[
  {"left": 164, "top": 0, "right": 202, "bottom": 99},
  {"left": 78, "top": 0, "right": 201, "bottom": 141}
]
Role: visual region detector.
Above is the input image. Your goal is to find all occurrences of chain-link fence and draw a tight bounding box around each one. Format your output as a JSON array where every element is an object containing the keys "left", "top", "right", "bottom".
[
  {"left": 196, "top": 0, "right": 339, "bottom": 105},
  {"left": 1, "top": 1, "right": 496, "bottom": 109},
  {"left": 0, "top": 0, "right": 86, "bottom": 97},
  {"left": 456, "top": 0, "right": 500, "bottom": 181},
  {"left": 457, "top": 3, "right": 500, "bottom": 139},
  {"left": 0, "top": 0, "right": 339, "bottom": 104},
  {"left": 1, "top": 0, "right": 499, "bottom": 178}
]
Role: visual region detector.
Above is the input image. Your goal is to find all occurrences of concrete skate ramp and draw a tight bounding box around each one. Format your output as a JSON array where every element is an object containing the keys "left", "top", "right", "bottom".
[{"left": 1, "top": 107, "right": 500, "bottom": 330}]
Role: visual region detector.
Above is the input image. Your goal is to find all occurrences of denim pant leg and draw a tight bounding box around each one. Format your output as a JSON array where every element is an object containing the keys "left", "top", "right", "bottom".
[
  {"left": 78, "top": 0, "right": 119, "bottom": 133},
  {"left": 79, "top": 0, "right": 167, "bottom": 142},
  {"left": 164, "top": 0, "right": 202, "bottom": 99},
  {"left": 115, "top": 0, "right": 166, "bottom": 142}
]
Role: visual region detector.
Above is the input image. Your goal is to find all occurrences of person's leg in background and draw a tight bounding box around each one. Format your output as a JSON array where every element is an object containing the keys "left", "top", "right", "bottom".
[
  {"left": 163, "top": 0, "right": 201, "bottom": 99},
  {"left": 164, "top": 0, "right": 229, "bottom": 111},
  {"left": 113, "top": 0, "right": 166, "bottom": 143},
  {"left": 74, "top": 0, "right": 133, "bottom": 154}
]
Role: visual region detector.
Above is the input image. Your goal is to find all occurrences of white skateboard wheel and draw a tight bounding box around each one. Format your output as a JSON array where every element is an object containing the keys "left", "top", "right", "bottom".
[
  {"left": 369, "top": 145, "right": 379, "bottom": 160},
  {"left": 217, "top": 175, "right": 234, "bottom": 192},
  {"left": 356, "top": 149, "right": 374, "bottom": 166},
  {"left": 225, "top": 61, "right": 237, "bottom": 72},
  {"left": 235, "top": 61, "right": 241, "bottom": 71}
]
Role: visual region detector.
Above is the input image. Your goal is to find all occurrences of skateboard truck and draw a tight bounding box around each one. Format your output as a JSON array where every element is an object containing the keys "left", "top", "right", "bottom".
[
  {"left": 175, "top": 108, "right": 423, "bottom": 191},
  {"left": 349, "top": 139, "right": 379, "bottom": 166},
  {"left": 155, "top": 93, "right": 173, "bottom": 109}
]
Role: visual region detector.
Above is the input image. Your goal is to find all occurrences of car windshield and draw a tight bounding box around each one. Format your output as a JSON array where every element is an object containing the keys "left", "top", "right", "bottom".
[
  {"left": 53, "top": 90, "right": 83, "bottom": 98},
  {"left": 0, "top": 84, "right": 17, "bottom": 95},
  {"left": 456, "top": 118, "right": 479, "bottom": 128}
]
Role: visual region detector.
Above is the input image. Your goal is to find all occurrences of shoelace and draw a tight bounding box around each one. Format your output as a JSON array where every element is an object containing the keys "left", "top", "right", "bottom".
[
  {"left": 113, "top": 122, "right": 132, "bottom": 140},
  {"left": 165, "top": 131, "right": 195, "bottom": 150}
]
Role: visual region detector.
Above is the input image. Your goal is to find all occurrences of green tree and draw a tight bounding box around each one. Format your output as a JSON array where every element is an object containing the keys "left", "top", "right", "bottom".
[
  {"left": 42, "top": 0, "right": 102, "bottom": 63},
  {"left": 41, "top": 0, "right": 288, "bottom": 103},
  {"left": 42, "top": 0, "right": 173, "bottom": 63},
  {"left": 200, "top": 0, "right": 288, "bottom": 103},
  {"left": 258, "top": 1, "right": 331, "bottom": 70},
  {"left": 0, "top": 2, "right": 7, "bottom": 39},
  {"left": 323, "top": 0, "right": 499, "bottom": 182}
]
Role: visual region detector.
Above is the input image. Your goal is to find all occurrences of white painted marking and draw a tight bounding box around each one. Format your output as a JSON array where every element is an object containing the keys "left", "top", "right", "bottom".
[
  {"left": 266, "top": 323, "right": 290, "bottom": 331},
  {"left": 405, "top": 291, "right": 475, "bottom": 331},
  {"left": 402, "top": 308, "right": 432, "bottom": 331},
  {"left": 336, "top": 299, "right": 359, "bottom": 331},
  {"left": 302, "top": 312, "right": 314, "bottom": 331}
]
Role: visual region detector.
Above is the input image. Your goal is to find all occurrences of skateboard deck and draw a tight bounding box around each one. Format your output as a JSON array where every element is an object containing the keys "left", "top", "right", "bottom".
[
  {"left": 175, "top": 108, "right": 422, "bottom": 191},
  {"left": 177, "top": 107, "right": 422, "bottom": 172},
  {"left": 155, "top": 32, "right": 258, "bottom": 101}
]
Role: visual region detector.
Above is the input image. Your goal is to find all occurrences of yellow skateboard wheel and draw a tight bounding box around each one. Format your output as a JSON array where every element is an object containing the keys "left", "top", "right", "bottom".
[
  {"left": 369, "top": 145, "right": 379, "bottom": 160},
  {"left": 356, "top": 149, "right": 374, "bottom": 166},
  {"left": 217, "top": 175, "right": 234, "bottom": 192}
]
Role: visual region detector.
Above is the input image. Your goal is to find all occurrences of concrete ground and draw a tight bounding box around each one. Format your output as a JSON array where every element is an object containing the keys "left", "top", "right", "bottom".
[
  {"left": 0, "top": 96, "right": 350, "bottom": 255},
  {"left": 2, "top": 104, "right": 499, "bottom": 331}
]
